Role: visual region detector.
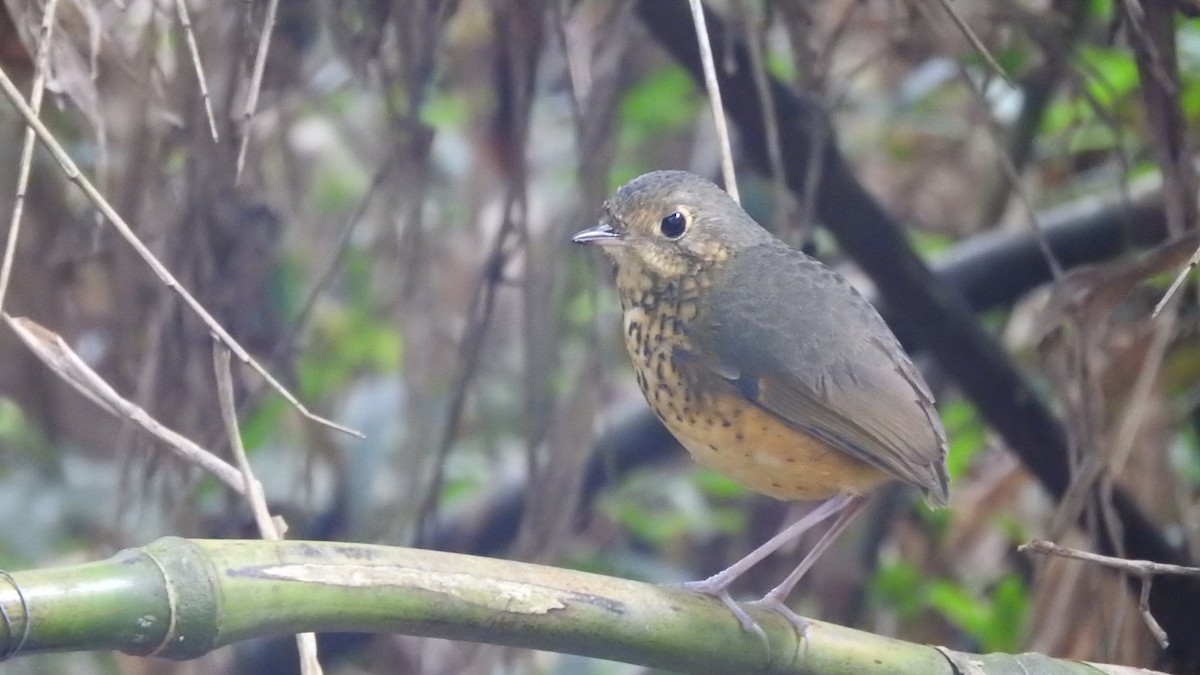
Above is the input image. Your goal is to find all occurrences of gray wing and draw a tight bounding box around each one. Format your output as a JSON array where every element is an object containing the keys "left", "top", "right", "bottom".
[{"left": 693, "top": 243, "right": 949, "bottom": 504}]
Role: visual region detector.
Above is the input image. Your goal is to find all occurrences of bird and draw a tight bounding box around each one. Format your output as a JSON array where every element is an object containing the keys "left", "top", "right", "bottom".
[{"left": 572, "top": 170, "right": 949, "bottom": 636}]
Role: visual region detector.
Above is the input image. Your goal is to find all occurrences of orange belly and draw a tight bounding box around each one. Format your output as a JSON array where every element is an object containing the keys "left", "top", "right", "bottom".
[{"left": 666, "top": 394, "right": 889, "bottom": 501}]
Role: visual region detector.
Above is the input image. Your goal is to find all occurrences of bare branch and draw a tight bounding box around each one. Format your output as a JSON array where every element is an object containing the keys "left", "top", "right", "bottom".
[
  {"left": 0, "top": 0, "right": 61, "bottom": 316},
  {"left": 929, "top": 0, "right": 1013, "bottom": 86},
  {"left": 1020, "top": 539, "right": 1200, "bottom": 578},
  {"left": 1153, "top": 245, "right": 1200, "bottom": 316},
  {"left": 174, "top": 0, "right": 219, "bottom": 141},
  {"left": 4, "top": 315, "right": 247, "bottom": 493},
  {"left": 1021, "top": 538, "right": 1200, "bottom": 648},
  {"left": 213, "top": 344, "right": 323, "bottom": 675},
  {"left": 0, "top": 61, "right": 362, "bottom": 439},
  {"left": 236, "top": 0, "right": 281, "bottom": 180},
  {"left": 213, "top": 347, "right": 279, "bottom": 539},
  {"left": 686, "top": 0, "right": 738, "bottom": 202}
]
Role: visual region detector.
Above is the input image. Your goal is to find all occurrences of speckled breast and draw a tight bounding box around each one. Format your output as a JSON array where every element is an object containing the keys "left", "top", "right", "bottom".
[{"left": 616, "top": 269, "right": 888, "bottom": 502}]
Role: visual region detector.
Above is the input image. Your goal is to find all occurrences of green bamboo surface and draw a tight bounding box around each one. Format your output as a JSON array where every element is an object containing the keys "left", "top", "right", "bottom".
[{"left": 0, "top": 538, "right": 1157, "bottom": 674}]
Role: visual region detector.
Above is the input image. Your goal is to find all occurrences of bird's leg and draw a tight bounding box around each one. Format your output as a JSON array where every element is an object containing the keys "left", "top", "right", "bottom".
[
  {"left": 680, "top": 493, "right": 852, "bottom": 633},
  {"left": 746, "top": 494, "right": 869, "bottom": 636}
]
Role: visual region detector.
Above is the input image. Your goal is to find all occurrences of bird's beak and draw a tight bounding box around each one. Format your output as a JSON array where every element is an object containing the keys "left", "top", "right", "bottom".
[{"left": 572, "top": 222, "right": 624, "bottom": 246}]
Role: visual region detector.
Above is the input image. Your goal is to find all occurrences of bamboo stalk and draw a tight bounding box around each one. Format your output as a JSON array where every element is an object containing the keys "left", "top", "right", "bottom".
[{"left": 0, "top": 538, "right": 1156, "bottom": 674}]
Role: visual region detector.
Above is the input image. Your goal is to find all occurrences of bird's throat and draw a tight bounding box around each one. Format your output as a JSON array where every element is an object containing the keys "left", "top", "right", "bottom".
[{"left": 613, "top": 261, "right": 708, "bottom": 317}]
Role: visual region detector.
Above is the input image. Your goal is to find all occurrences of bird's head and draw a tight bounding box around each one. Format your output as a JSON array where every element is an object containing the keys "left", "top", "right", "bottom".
[{"left": 572, "top": 171, "right": 772, "bottom": 281}]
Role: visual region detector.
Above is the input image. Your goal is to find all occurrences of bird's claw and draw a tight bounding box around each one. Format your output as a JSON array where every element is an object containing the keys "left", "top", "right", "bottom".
[
  {"left": 745, "top": 595, "right": 811, "bottom": 640},
  {"left": 678, "top": 580, "right": 768, "bottom": 644}
]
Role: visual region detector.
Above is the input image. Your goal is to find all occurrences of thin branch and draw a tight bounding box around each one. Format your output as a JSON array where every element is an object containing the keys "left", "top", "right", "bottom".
[
  {"left": 1019, "top": 539, "right": 1200, "bottom": 579},
  {"left": 213, "top": 346, "right": 280, "bottom": 539},
  {"left": 737, "top": 1, "right": 787, "bottom": 233},
  {"left": 4, "top": 315, "right": 247, "bottom": 493},
  {"left": 551, "top": 1, "right": 585, "bottom": 127},
  {"left": 930, "top": 0, "right": 1013, "bottom": 86},
  {"left": 235, "top": 0, "right": 281, "bottom": 180},
  {"left": 414, "top": 209, "right": 514, "bottom": 541},
  {"left": 0, "top": 61, "right": 361, "bottom": 439},
  {"left": 213, "top": 345, "right": 323, "bottom": 675},
  {"left": 174, "top": 0, "right": 219, "bottom": 141},
  {"left": 686, "top": 0, "right": 739, "bottom": 202},
  {"left": 963, "top": 90, "right": 1063, "bottom": 280},
  {"left": 1119, "top": 0, "right": 1173, "bottom": 93},
  {"left": 0, "top": 0, "right": 60, "bottom": 315},
  {"left": 1020, "top": 538, "right": 1200, "bottom": 648},
  {"left": 1154, "top": 247, "right": 1199, "bottom": 316},
  {"left": 1138, "top": 574, "right": 1168, "bottom": 648},
  {"left": 910, "top": 0, "right": 1063, "bottom": 279},
  {"left": 281, "top": 154, "right": 395, "bottom": 358},
  {"left": 1108, "top": 310, "right": 1177, "bottom": 476}
]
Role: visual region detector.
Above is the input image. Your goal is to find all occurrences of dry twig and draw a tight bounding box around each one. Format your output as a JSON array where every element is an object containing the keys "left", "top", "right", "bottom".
[
  {"left": 686, "top": 0, "right": 739, "bottom": 202},
  {"left": 4, "top": 315, "right": 247, "bottom": 492},
  {"left": 736, "top": 1, "right": 787, "bottom": 232},
  {"left": 0, "top": 0, "right": 60, "bottom": 315},
  {"left": 929, "top": 0, "right": 1013, "bottom": 86},
  {"left": 1020, "top": 539, "right": 1200, "bottom": 648},
  {"left": 1154, "top": 249, "right": 1200, "bottom": 316},
  {"left": 213, "top": 345, "right": 323, "bottom": 675},
  {"left": 909, "top": 0, "right": 1061, "bottom": 278},
  {"left": 174, "top": 0, "right": 219, "bottom": 141},
  {"left": 236, "top": 0, "right": 281, "bottom": 180},
  {"left": 0, "top": 61, "right": 361, "bottom": 439}
]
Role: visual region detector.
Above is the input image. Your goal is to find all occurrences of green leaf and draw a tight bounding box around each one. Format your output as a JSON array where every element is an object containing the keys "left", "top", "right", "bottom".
[
  {"left": 1169, "top": 426, "right": 1200, "bottom": 488},
  {"left": 1065, "top": 123, "right": 1119, "bottom": 154},
  {"left": 605, "top": 494, "right": 696, "bottom": 545},
  {"left": 1087, "top": 0, "right": 1114, "bottom": 20}
]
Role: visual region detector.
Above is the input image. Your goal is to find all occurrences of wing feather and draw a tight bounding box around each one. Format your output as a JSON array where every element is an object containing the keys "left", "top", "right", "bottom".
[{"left": 693, "top": 244, "right": 949, "bottom": 504}]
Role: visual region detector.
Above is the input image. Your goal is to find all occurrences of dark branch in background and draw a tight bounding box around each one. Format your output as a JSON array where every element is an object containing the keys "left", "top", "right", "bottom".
[
  {"left": 636, "top": 0, "right": 1200, "bottom": 668},
  {"left": 927, "top": 188, "right": 1168, "bottom": 315}
]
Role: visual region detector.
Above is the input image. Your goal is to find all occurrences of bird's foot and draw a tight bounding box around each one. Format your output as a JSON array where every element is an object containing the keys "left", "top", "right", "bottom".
[
  {"left": 678, "top": 579, "right": 767, "bottom": 642},
  {"left": 745, "top": 595, "right": 811, "bottom": 640}
]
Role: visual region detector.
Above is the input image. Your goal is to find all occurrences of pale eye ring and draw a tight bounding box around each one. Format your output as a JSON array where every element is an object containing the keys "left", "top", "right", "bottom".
[{"left": 660, "top": 211, "right": 687, "bottom": 239}]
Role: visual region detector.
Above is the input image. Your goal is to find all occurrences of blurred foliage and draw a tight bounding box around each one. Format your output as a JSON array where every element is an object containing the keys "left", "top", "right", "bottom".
[
  {"left": 600, "top": 467, "right": 746, "bottom": 552},
  {"left": 872, "top": 563, "right": 1028, "bottom": 654},
  {"left": 0, "top": 397, "right": 49, "bottom": 467},
  {"left": 906, "top": 229, "right": 956, "bottom": 258},
  {"left": 614, "top": 64, "right": 701, "bottom": 188},
  {"left": 928, "top": 574, "right": 1028, "bottom": 653},
  {"left": 941, "top": 398, "right": 986, "bottom": 481}
]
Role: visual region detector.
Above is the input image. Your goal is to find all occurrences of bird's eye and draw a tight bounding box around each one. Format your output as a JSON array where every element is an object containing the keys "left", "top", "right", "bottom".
[{"left": 660, "top": 211, "right": 688, "bottom": 239}]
